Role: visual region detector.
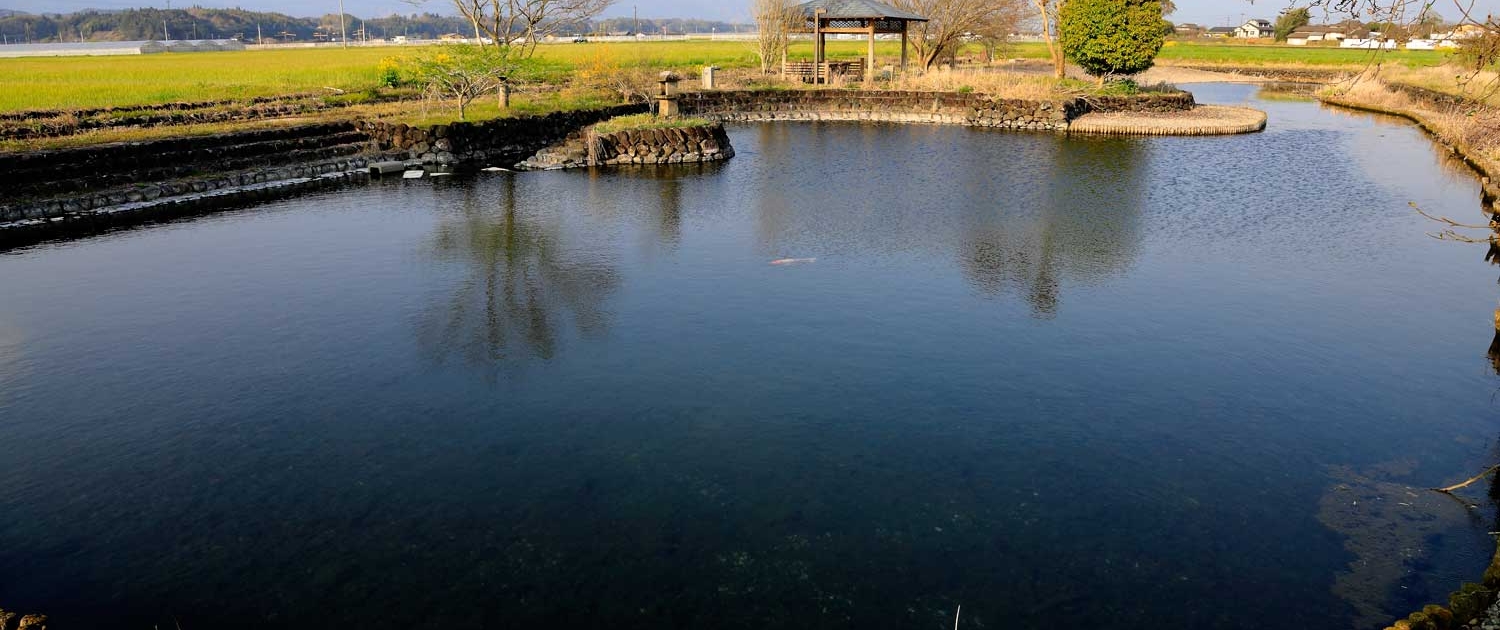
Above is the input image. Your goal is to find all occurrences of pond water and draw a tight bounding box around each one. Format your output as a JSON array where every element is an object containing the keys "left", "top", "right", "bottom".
[{"left": 3, "top": 84, "right": 1500, "bottom": 629}]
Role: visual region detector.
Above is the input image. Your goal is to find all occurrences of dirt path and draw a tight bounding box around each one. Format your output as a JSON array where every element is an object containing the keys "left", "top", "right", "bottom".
[{"left": 1137, "top": 66, "right": 1275, "bottom": 85}]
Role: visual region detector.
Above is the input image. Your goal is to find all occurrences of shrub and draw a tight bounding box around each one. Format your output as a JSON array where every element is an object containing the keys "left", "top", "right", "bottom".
[
  {"left": 1058, "top": 0, "right": 1166, "bottom": 83},
  {"left": 378, "top": 56, "right": 402, "bottom": 88}
]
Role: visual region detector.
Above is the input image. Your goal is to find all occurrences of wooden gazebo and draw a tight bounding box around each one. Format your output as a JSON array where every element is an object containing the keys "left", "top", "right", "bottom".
[{"left": 788, "top": 0, "right": 929, "bottom": 82}]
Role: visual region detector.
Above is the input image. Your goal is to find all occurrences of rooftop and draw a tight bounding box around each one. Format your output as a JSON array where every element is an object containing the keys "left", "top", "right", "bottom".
[{"left": 794, "top": 0, "right": 929, "bottom": 21}]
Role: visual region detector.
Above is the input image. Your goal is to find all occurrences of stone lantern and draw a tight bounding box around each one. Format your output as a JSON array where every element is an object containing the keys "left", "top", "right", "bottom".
[{"left": 656, "top": 71, "right": 682, "bottom": 118}]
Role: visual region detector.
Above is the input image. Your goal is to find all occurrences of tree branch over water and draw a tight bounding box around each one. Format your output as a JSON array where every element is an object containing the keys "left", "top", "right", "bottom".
[{"left": 1411, "top": 202, "right": 1500, "bottom": 242}]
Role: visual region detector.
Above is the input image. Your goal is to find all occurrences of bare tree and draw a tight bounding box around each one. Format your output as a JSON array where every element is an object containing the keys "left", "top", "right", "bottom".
[
  {"left": 753, "top": 0, "right": 799, "bottom": 74},
  {"left": 408, "top": 44, "right": 516, "bottom": 120},
  {"left": 1030, "top": 0, "right": 1067, "bottom": 78},
  {"left": 453, "top": 0, "right": 614, "bottom": 57},
  {"left": 893, "top": 0, "right": 1028, "bottom": 70}
]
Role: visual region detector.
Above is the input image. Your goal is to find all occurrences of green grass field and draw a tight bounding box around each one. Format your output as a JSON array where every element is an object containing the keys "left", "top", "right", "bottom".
[
  {"left": 0, "top": 39, "right": 1457, "bottom": 113},
  {"left": 0, "top": 41, "right": 887, "bottom": 112}
]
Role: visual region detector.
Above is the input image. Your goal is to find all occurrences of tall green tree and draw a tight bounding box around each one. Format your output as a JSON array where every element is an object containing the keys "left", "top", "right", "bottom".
[
  {"left": 1057, "top": 0, "right": 1165, "bottom": 84},
  {"left": 1273, "top": 7, "right": 1311, "bottom": 42}
]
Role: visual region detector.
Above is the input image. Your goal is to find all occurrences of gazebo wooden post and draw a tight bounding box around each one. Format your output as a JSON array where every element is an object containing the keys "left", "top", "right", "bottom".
[
  {"left": 814, "top": 8, "right": 826, "bottom": 84},
  {"left": 866, "top": 19, "right": 876, "bottom": 81},
  {"left": 900, "top": 22, "right": 909, "bottom": 71}
]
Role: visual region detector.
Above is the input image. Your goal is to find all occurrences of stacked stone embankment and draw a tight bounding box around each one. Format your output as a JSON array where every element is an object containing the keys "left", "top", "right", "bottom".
[
  {"left": 676, "top": 89, "right": 1196, "bottom": 131},
  {"left": 358, "top": 103, "right": 649, "bottom": 166},
  {"left": 0, "top": 122, "right": 366, "bottom": 200},
  {"left": 0, "top": 94, "right": 385, "bottom": 141},
  {"left": 0, "top": 609, "right": 46, "bottom": 630},
  {"left": 0, "top": 122, "right": 377, "bottom": 246},
  {"left": 587, "top": 123, "right": 734, "bottom": 166}
]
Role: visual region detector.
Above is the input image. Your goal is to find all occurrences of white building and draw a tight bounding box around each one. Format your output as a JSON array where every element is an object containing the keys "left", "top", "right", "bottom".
[
  {"left": 1236, "top": 19, "right": 1274, "bottom": 38},
  {"left": 1341, "top": 38, "right": 1397, "bottom": 49}
]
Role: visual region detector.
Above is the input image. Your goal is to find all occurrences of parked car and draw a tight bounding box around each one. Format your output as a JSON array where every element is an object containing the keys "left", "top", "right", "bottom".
[{"left": 572, "top": 36, "right": 589, "bottom": 43}]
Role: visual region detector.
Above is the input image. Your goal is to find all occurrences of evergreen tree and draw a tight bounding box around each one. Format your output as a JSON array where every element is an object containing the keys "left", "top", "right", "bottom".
[{"left": 1057, "top": 0, "right": 1166, "bottom": 83}]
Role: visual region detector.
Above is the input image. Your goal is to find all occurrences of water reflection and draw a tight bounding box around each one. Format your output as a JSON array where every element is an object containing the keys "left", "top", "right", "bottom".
[
  {"left": 0, "top": 321, "right": 22, "bottom": 404},
  {"left": 960, "top": 136, "right": 1147, "bottom": 318},
  {"left": 419, "top": 175, "right": 620, "bottom": 364}
]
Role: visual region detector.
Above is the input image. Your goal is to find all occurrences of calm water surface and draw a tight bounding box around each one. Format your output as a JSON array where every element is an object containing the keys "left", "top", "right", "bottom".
[{"left": 3, "top": 84, "right": 1500, "bottom": 629}]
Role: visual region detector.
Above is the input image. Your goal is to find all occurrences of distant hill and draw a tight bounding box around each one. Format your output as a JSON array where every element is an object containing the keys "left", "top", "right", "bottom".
[{"left": 0, "top": 7, "right": 474, "bottom": 43}]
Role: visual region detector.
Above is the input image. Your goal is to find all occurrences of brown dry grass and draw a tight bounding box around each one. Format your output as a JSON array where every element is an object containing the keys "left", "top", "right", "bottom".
[
  {"left": 1375, "top": 64, "right": 1500, "bottom": 106},
  {"left": 880, "top": 70, "right": 1068, "bottom": 100}
]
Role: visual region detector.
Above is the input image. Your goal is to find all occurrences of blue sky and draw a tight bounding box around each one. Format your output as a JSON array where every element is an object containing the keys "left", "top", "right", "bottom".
[{"left": 4, "top": 0, "right": 1496, "bottom": 29}]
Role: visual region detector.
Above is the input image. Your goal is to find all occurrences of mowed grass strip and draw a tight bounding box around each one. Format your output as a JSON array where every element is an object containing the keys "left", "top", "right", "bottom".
[{"left": 0, "top": 39, "right": 1455, "bottom": 113}]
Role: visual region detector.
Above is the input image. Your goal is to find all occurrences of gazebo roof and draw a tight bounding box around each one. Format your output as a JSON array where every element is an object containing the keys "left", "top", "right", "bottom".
[{"left": 795, "top": 0, "right": 930, "bottom": 22}]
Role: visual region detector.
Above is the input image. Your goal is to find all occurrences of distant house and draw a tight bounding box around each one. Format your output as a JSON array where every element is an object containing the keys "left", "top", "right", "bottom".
[
  {"left": 1431, "top": 25, "right": 1485, "bottom": 48},
  {"left": 1205, "top": 26, "right": 1236, "bottom": 38},
  {"left": 1286, "top": 25, "right": 1351, "bottom": 45},
  {"left": 1236, "top": 19, "right": 1274, "bottom": 38},
  {"left": 1174, "top": 23, "right": 1203, "bottom": 37}
]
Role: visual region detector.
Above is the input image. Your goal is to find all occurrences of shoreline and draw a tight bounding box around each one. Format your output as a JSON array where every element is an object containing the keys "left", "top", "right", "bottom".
[{"left": 1313, "top": 77, "right": 1500, "bottom": 629}]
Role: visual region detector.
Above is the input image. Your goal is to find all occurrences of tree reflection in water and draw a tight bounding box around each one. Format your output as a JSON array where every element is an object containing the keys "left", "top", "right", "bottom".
[
  {"left": 420, "top": 174, "right": 620, "bottom": 364},
  {"left": 959, "top": 136, "right": 1147, "bottom": 318}
]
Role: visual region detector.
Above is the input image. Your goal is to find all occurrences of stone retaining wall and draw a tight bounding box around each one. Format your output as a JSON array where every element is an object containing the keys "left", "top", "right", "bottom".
[
  {"left": 1, "top": 157, "right": 372, "bottom": 224},
  {"left": 0, "top": 122, "right": 366, "bottom": 200},
  {"left": 677, "top": 89, "right": 1194, "bottom": 131},
  {"left": 588, "top": 124, "right": 734, "bottom": 166},
  {"left": 0, "top": 608, "right": 47, "bottom": 630},
  {"left": 358, "top": 103, "right": 649, "bottom": 166}
]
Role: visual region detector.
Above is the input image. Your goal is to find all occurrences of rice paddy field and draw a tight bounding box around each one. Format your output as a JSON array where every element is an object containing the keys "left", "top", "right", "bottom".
[{"left": 0, "top": 39, "right": 1455, "bottom": 113}]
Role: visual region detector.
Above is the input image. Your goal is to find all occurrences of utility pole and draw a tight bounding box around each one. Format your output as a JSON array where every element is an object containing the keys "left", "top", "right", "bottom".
[
  {"left": 257, "top": 23, "right": 262, "bottom": 44},
  {"left": 337, "top": 0, "right": 349, "bottom": 47},
  {"left": 633, "top": 5, "right": 638, "bottom": 35}
]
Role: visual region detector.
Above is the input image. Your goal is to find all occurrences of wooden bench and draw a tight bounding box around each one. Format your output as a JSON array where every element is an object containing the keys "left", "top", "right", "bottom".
[{"left": 782, "top": 59, "right": 868, "bottom": 82}]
